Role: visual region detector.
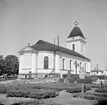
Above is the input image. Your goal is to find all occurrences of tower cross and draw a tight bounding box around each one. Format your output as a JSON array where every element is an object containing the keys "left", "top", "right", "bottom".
[{"left": 74, "top": 21, "right": 79, "bottom": 27}]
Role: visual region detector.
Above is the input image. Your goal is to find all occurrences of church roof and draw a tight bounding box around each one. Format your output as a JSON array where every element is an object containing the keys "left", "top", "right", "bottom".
[
  {"left": 68, "top": 26, "right": 86, "bottom": 39},
  {"left": 91, "top": 68, "right": 103, "bottom": 72},
  {"left": 31, "top": 40, "right": 90, "bottom": 61}
]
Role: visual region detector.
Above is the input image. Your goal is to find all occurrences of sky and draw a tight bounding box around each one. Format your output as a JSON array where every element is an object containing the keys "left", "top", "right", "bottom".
[{"left": 0, "top": 0, "right": 107, "bottom": 70}]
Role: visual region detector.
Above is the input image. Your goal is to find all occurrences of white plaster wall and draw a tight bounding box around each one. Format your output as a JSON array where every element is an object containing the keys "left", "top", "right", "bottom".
[
  {"left": 32, "top": 53, "right": 37, "bottom": 74},
  {"left": 19, "top": 53, "right": 32, "bottom": 74},
  {"left": 37, "top": 51, "right": 54, "bottom": 71},
  {"left": 59, "top": 52, "right": 90, "bottom": 74},
  {"left": 55, "top": 53, "right": 60, "bottom": 73}
]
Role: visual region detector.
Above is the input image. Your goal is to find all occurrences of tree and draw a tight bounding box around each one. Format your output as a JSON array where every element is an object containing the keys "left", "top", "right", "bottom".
[
  {"left": 4, "top": 55, "right": 19, "bottom": 76},
  {"left": 0, "top": 55, "right": 5, "bottom": 76}
]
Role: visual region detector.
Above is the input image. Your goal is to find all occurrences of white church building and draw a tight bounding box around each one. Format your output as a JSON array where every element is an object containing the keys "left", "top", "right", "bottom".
[{"left": 18, "top": 22, "right": 91, "bottom": 78}]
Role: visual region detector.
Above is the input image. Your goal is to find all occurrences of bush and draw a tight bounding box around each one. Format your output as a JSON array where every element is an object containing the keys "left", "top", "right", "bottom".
[
  {"left": 6, "top": 89, "right": 58, "bottom": 99},
  {"left": 94, "top": 93, "right": 107, "bottom": 97},
  {"left": 77, "top": 78, "right": 92, "bottom": 84},
  {"left": 95, "top": 88, "right": 107, "bottom": 93},
  {"left": 0, "top": 84, "right": 7, "bottom": 94},
  {"left": 12, "top": 100, "right": 62, "bottom": 105},
  {"left": 66, "top": 87, "right": 81, "bottom": 93},
  {"left": 12, "top": 100, "right": 43, "bottom": 105}
]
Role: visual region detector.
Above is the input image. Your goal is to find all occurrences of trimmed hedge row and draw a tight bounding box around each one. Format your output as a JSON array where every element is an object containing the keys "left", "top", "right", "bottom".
[
  {"left": 83, "top": 94, "right": 107, "bottom": 101},
  {"left": 12, "top": 100, "right": 61, "bottom": 105},
  {"left": 95, "top": 88, "right": 107, "bottom": 93},
  {"left": 66, "top": 87, "right": 81, "bottom": 93},
  {"left": 6, "top": 89, "right": 58, "bottom": 99},
  {"left": 73, "top": 93, "right": 107, "bottom": 101},
  {"left": 67, "top": 85, "right": 91, "bottom": 93}
]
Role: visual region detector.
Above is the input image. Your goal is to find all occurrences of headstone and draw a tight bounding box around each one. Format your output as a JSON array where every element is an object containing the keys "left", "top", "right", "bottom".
[
  {"left": 100, "top": 81, "right": 103, "bottom": 90},
  {"left": 81, "top": 84, "right": 85, "bottom": 94},
  {"left": 79, "top": 67, "right": 85, "bottom": 79},
  {"left": 64, "top": 78, "right": 69, "bottom": 84},
  {"left": 29, "top": 71, "right": 32, "bottom": 79}
]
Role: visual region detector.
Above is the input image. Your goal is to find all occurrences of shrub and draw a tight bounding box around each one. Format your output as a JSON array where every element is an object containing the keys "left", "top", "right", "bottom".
[
  {"left": 58, "top": 78, "right": 64, "bottom": 83},
  {"left": 12, "top": 100, "right": 62, "bottom": 105},
  {"left": 6, "top": 89, "right": 58, "bottom": 99},
  {"left": 12, "top": 100, "right": 42, "bottom": 105},
  {"left": 66, "top": 87, "right": 81, "bottom": 93},
  {"left": 95, "top": 88, "right": 107, "bottom": 93},
  {"left": 77, "top": 78, "right": 92, "bottom": 84},
  {"left": 0, "top": 84, "right": 7, "bottom": 94},
  {"left": 93, "top": 93, "right": 107, "bottom": 97}
]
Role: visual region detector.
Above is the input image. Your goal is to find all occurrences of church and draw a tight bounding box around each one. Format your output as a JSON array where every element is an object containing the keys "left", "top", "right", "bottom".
[{"left": 18, "top": 22, "right": 91, "bottom": 78}]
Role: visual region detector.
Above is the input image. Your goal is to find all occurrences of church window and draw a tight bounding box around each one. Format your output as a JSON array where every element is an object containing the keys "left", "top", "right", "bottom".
[
  {"left": 70, "top": 60, "right": 72, "bottom": 70},
  {"left": 72, "top": 44, "right": 75, "bottom": 51},
  {"left": 80, "top": 62, "right": 81, "bottom": 67},
  {"left": 44, "top": 56, "right": 49, "bottom": 69},
  {"left": 62, "top": 58, "right": 65, "bottom": 70},
  {"left": 75, "top": 61, "right": 77, "bottom": 74},
  {"left": 85, "top": 63, "right": 86, "bottom": 71},
  {"left": 82, "top": 45, "right": 83, "bottom": 51}
]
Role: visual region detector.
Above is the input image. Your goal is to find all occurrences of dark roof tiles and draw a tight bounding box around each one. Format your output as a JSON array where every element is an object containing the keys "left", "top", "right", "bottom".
[
  {"left": 68, "top": 26, "right": 86, "bottom": 39},
  {"left": 31, "top": 40, "right": 90, "bottom": 61}
]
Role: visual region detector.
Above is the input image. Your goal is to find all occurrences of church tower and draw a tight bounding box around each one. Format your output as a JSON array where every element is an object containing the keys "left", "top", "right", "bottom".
[{"left": 67, "top": 21, "right": 87, "bottom": 56}]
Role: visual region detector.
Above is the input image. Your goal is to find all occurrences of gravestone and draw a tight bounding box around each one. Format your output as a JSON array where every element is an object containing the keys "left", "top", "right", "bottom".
[
  {"left": 28, "top": 71, "right": 32, "bottom": 79},
  {"left": 81, "top": 84, "right": 86, "bottom": 93},
  {"left": 79, "top": 67, "right": 85, "bottom": 79},
  {"left": 64, "top": 70, "right": 71, "bottom": 84},
  {"left": 100, "top": 81, "right": 103, "bottom": 90}
]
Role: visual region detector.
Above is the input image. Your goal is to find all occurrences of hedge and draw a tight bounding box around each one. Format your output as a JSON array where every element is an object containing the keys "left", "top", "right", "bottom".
[
  {"left": 0, "top": 84, "right": 7, "bottom": 94},
  {"left": 67, "top": 85, "right": 91, "bottom": 93},
  {"left": 66, "top": 87, "right": 81, "bottom": 93},
  {"left": 12, "top": 100, "right": 62, "bottom": 105},
  {"left": 95, "top": 88, "right": 107, "bottom": 93},
  {"left": 6, "top": 89, "right": 58, "bottom": 99},
  {"left": 77, "top": 78, "right": 92, "bottom": 84}
]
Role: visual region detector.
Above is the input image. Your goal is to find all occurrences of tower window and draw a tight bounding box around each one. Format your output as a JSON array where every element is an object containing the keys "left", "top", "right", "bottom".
[
  {"left": 44, "top": 56, "right": 49, "bottom": 69},
  {"left": 62, "top": 58, "right": 65, "bottom": 70},
  {"left": 70, "top": 60, "right": 72, "bottom": 70},
  {"left": 72, "top": 44, "right": 75, "bottom": 51}
]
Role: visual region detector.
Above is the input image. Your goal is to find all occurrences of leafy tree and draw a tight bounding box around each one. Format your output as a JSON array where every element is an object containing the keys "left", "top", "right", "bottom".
[
  {"left": 0, "top": 55, "right": 5, "bottom": 76},
  {"left": 4, "top": 55, "right": 19, "bottom": 76}
]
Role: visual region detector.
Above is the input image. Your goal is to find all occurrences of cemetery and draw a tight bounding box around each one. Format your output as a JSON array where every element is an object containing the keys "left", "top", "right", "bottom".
[{"left": 0, "top": 70, "right": 107, "bottom": 105}]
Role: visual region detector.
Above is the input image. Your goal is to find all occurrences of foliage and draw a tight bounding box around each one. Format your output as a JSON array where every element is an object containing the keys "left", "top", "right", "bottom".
[
  {"left": 0, "top": 84, "right": 7, "bottom": 94},
  {"left": 12, "top": 100, "right": 43, "bottom": 105},
  {"left": 6, "top": 89, "right": 58, "bottom": 99},
  {"left": 4, "top": 55, "right": 19, "bottom": 76},
  {"left": 66, "top": 87, "right": 81, "bottom": 93},
  {"left": 0, "top": 56, "right": 5, "bottom": 76},
  {"left": 77, "top": 78, "right": 93, "bottom": 84},
  {"left": 95, "top": 88, "right": 107, "bottom": 93},
  {"left": 12, "top": 100, "right": 61, "bottom": 105}
]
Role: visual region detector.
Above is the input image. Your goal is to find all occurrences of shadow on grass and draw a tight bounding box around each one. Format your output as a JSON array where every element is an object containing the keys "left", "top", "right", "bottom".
[{"left": 95, "top": 100, "right": 107, "bottom": 105}]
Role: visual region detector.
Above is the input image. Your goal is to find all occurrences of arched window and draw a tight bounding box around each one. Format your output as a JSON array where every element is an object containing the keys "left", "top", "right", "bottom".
[
  {"left": 70, "top": 60, "right": 72, "bottom": 70},
  {"left": 62, "top": 58, "right": 65, "bottom": 70},
  {"left": 44, "top": 56, "right": 49, "bottom": 69},
  {"left": 82, "top": 44, "right": 83, "bottom": 51},
  {"left": 75, "top": 61, "right": 77, "bottom": 74},
  {"left": 72, "top": 44, "right": 75, "bottom": 51},
  {"left": 80, "top": 62, "right": 81, "bottom": 67},
  {"left": 85, "top": 63, "right": 86, "bottom": 71}
]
